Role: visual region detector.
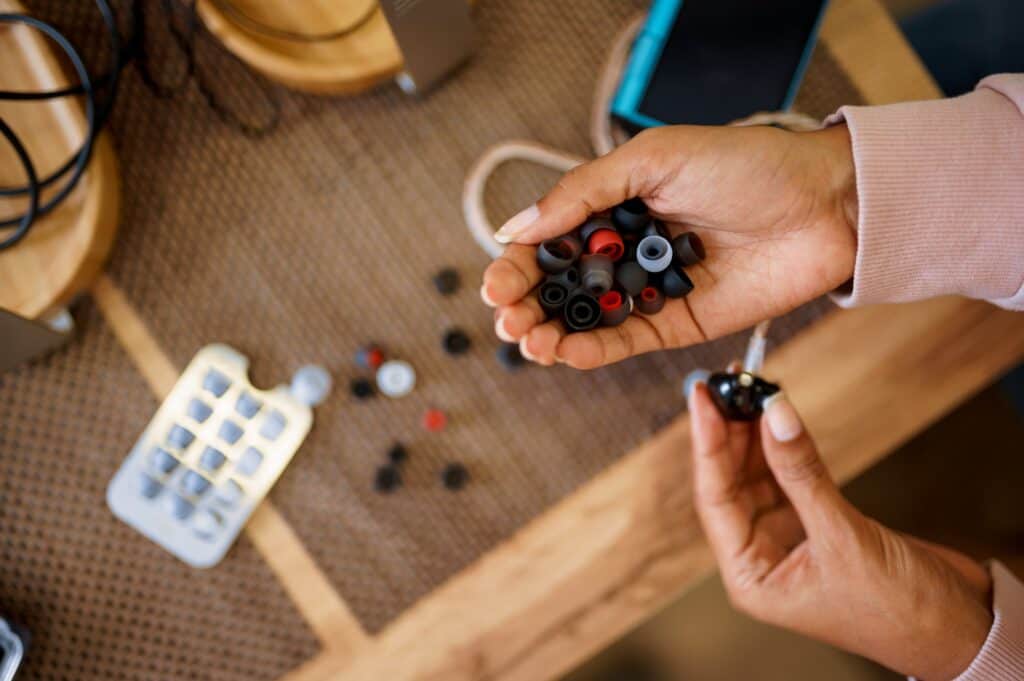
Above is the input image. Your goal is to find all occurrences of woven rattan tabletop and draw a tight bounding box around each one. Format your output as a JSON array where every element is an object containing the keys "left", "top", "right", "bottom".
[{"left": 4, "top": 1, "right": 1021, "bottom": 680}]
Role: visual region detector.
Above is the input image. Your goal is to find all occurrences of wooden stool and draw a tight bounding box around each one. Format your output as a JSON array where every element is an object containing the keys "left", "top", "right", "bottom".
[
  {"left": 0, "top": 0, "right": 120, "bottom": 320},
  {"left": 195, "top": 0, "right": 472, "bottom": 94}
]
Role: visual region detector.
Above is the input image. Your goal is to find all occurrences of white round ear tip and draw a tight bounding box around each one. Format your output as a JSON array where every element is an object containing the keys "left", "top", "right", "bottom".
[
  {"left": 376, "top": 360, "right": 417, "bottom": 398},
  {"left": 290, "top": 365, "right": 333, "bottom": 407},
  {"left": 682, "top": 368, "right": 712, "bottom": 399}
]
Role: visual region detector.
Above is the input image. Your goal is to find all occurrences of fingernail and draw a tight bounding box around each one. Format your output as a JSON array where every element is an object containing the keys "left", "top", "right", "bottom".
[
  {"left": 480, "top": 283, "right": 497, "bottom": 307},
  {"left": 764, "top": 392, "right": 803, "bottom": 443},
  {"left": 683, "top": 368, "right": 711, "bottom": 403},
  {"left": 495, "top": 315, "right": 516, "bottom": 342},
  {"left": 518, "top": 337, "right": 539, "bottom": 363},
  {"left": 494, "top": 204, "right": 539, "bottom": 244}
]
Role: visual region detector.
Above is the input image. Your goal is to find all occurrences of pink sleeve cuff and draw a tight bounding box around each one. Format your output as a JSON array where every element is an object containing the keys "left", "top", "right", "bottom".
[
  {"left": 825, "top": 75, "right": 1024, "bottom": 310},
  {"left": 953, "top": 562, "right": 1024, "bottom": 681}
]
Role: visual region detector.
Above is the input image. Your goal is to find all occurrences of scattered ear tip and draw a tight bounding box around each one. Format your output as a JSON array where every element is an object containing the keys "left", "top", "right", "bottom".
[{"left": 683, "top": 368, "right": 712, "bottom": 402}]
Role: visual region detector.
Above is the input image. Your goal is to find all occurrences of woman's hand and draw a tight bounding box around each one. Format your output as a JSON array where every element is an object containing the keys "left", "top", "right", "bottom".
[
  {"left": 688, "top": 379, "right": 993, "bottom": 680},
  {"left": 480, "top": 124, "right": 858, "bottom": 368}
]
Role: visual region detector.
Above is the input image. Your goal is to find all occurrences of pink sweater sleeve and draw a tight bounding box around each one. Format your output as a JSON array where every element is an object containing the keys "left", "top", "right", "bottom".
[
  {"left": 953, "top": 562, "right": 1024, "bottom": 681},
  {"left": 825, "top": 74, "right": 1024, "bottom": 310}
]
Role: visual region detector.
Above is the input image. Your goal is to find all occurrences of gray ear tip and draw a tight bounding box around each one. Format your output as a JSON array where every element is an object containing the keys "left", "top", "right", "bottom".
[
  {"left": 636, "top": 235, "right": 673, "bottom": 273},
  {"left": 579, "top": 216, "right": 616, "bottom": 243},
  {"left": 537, "top": 234, "right": 582, "bottom": 274},
  {"left": 580, "top": 254, "right": 614, "bottom": 296},
  {"left": 615, "top": 260, "right": 648, "bottom": 296}
]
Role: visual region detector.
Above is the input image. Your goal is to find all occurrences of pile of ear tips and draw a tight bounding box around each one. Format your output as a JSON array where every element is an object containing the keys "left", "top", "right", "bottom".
[{"left": 534, "top": 198, "right": 705, "bottom": 332}]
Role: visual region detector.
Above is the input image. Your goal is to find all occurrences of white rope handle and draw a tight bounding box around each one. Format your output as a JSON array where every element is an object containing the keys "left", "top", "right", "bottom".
[{"left": 461, "top": 140, "right": 585, "bottom": 259}]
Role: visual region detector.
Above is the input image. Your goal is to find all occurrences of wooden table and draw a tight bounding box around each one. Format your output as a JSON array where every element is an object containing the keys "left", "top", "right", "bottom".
[{"left": 89, "top": 1, "right": 1024, "bottom": 680}]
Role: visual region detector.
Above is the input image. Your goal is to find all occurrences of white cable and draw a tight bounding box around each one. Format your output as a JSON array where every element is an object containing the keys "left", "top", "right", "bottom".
[
  {"left": 461, "top": 140, "right": 585, "bottom": 259},
  {"left": 743, "top": 319, "right": 772, "bottom": 373},
  {"left": 590, "top": 12, "right": 646, "bottom": 156}
]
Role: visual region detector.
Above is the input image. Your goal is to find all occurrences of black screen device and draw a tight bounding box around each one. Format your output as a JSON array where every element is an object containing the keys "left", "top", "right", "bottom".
[{"left": 612, "top": 0, "right": 829, "bottom": 131}]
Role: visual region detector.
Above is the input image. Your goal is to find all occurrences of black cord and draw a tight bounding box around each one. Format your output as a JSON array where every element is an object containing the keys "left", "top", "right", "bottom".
[
  {"left": 0, "top": 12, "right": 99, "bottom": 235},
  {"left": 208, "top": 0, "right": 377, "bottom": 43},
  {"left": 0, "top": 1, "right": 193, "bottom": 102},
  {"left": 0, "top": 119, "right": 40, "bottom": 251},
  {"left": 0, "top": 1, "right": 117, "bottom": 199},
  {"left": 0, "top": 0, "right": 283, "bottom": 249}
]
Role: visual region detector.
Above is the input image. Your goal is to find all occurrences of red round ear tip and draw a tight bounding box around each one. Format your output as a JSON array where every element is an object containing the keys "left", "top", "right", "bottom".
[
  {"left": 641, "top": 286, "right": 658, "bottom": 301},
  {"left": 422, "top": 408, "right": 448, "bottom": 432},
  {"left": 587, "top": 229, "right": 625, "bottom": 262},
  {"left": 598, "top": 291, "right": 622, "bottom": 311}
]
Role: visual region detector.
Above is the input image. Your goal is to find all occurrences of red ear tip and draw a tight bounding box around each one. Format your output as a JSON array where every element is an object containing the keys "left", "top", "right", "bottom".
[
  {"left": 422, "top": 408, "right": 448, "bottom": 432},
  {"left": 598, "top": 291, "right": 622, "bottom": 311},
  {"left": 587, "top": 229, "right": 625, "bottom": 262}
]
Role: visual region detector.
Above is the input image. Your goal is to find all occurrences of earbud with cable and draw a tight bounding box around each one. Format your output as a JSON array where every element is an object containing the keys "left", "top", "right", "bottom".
[{"left": 684, "top": 320, "right": 781, "bottom": 421}]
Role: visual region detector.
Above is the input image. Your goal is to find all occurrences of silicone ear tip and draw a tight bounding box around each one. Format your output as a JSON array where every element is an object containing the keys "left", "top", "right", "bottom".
[
  {"left": 662, "top": 265, "right": 695, "bottom": 298},
  {"left": 636, "top": 235, "right": 673, "bottom": 273},
  {"left": 643, "top": 219, "right": 670, "bottom": 239},
  {"left": 598, "top": 290, "right": 622, "bottom": 312},
  {"left": 587, "top": 229, "right": 625, "bottom": 261},
  {"left": 547, "top": 267, "right": 581, "bottom": 291},
  {"left": 614, "top": 260, "right": 648, "bottom": 296},
  {"left": 621, "top": 234, "right": 639, "bottom": 262},
  {"left": 682, "top": 368, "right": 712, "bottom": 399},
  {"left": 599, "top": 291, "right": 630, "bottom": 326},
  {"left": 636, "top": 286, "right": 665, "bottom": 315},
  {"left": 537, "top": 234, "right": 583, "bottom": 274},
  {"left": 562, "top": 289, "right": 602, "bottom": 332},
  {"left": 611, "top": 198, "right": 650, "bottom": 232},
  {"left": 579, "top": 216, "right": 616, "bottom": 244},
  {"left": 538, "top": 280, "right": 570, "bottom": 319},
  {"left": 672, "top": 232, "right": 706, "bottom": 266},
  {"left": 580, "top": 254, "right": 615, "bottom": 296}
]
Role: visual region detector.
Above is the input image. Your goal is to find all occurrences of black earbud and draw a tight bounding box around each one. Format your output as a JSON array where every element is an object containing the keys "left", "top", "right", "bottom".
[{"left": 707, "top": 371, "right": 780, "bottom": 421}]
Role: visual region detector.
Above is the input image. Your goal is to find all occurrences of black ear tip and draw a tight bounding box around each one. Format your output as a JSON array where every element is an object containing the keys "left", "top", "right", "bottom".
[
  {"left": 662, "top": 265, "right": 694, "bottom": 298},
  {"left": 539, "top": 280, "right": 570, "bottom": 318},
  {"left": 611, "top": 199, "right": 651, "bottom": 232},
  {"left": 562, "top": 290, "right": 602, "bottom": 332},
  {"left": 672, "top": 232, "right": 706, "bottom": 267}
]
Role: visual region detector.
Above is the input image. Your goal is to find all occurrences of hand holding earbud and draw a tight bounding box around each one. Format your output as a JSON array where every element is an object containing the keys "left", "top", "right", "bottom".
[
  {"left": 687, "top": 379, "right": 993, "bottom": 680},
  {"left": 481, "top": 123, "right": 859, "bottom": 368}
]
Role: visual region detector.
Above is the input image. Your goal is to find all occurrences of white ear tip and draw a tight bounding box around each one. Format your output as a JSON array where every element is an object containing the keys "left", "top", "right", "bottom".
[
  {"left": 682, "top": 368, "right": 712, "bottom": 400},
  {"left": 290, "top": 365, "right": 333, "bottom": 407}
]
